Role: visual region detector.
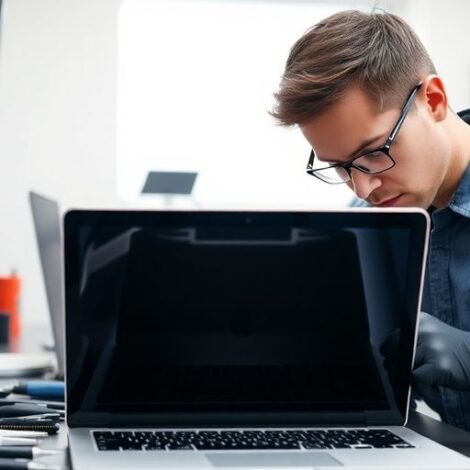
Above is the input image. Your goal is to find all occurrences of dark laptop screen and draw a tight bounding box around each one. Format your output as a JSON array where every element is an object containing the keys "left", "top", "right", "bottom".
[{"left": 64, "top": 210, "right": 428, "bottom": 428}]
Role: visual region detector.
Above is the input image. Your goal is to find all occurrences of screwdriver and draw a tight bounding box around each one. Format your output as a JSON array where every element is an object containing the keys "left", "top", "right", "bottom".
[
  {"left": 0, "top": 432, "right": 48, "bottom": 439},
  {"left": 0, "top": 459, "right": 60, "bottom": 469},
  {"left": 0, "top": 437, "right": 38, "bottom": 446},
  {"left": 12, "top": 382, "right": 64, "bottom": 401},
  {"left": 0, "top": 446, "right": 60, "bottom": 459},
  {"left": 0, "top": 401, "right": 63, "bottom": 412},
  {"left": 0, "top": 405, "right": 62, "bottom": 419}
]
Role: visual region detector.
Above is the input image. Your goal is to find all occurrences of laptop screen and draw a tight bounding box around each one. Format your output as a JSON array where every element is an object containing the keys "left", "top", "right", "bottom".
[{"left": 64, "top": 210, "right": 428, "bottom": 428}]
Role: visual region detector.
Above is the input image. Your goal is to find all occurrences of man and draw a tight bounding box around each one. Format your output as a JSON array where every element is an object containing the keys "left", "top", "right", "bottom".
[{"left": 271, "top": 9, "right": 470, "bottom": 431}]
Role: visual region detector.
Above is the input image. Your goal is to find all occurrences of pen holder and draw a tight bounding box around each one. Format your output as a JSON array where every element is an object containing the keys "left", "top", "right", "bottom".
[{"left": 0, "top": 275, "right": 21, "bottom": 340}]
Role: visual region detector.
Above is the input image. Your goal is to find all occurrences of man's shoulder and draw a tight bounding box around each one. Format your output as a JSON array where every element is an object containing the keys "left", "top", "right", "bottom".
[{"left": 349, "top": 197, "right": 371, "bottom": 208}]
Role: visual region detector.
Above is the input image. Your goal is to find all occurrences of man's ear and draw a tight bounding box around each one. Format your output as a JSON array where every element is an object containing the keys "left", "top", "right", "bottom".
[{"left": 420, "top": 75, "right": 448, "bottom": 122}]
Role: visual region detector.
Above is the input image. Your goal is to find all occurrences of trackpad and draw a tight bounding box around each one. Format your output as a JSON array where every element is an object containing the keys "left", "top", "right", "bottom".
[{"left": 207, "top": 451, "right": 342, "bottom": 467}]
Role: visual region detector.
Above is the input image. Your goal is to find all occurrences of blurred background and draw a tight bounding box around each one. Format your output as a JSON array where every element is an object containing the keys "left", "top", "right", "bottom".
[{"left": 0, "top": 0, "right": 468, "bottom": 326}]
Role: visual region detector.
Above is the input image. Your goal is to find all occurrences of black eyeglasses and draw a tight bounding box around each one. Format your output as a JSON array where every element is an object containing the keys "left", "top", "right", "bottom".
[{"left": 306, "top": 84, "right": 422, "bottom": 184}]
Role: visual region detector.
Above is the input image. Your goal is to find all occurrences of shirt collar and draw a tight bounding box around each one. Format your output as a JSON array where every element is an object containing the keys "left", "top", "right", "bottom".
[{"left": 449, "top": 163, "right": 470, "bottom": 218}]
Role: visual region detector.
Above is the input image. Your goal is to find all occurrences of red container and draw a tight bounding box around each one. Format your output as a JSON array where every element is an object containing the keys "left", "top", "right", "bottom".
[{"left": 0, "top": 275, "right": 21, "bottom": 339}]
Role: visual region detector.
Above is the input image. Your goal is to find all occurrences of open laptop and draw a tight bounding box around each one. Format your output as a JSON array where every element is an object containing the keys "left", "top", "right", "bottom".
[
  {"left": 29, "top": 191, "right": 65, "bottom": 379},
  {"left": 64, "top": 208, "right": 470, "bottom": 469}
]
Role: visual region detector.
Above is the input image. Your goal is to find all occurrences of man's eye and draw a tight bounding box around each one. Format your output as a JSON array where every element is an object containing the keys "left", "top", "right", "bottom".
[{"left": 362, "top": 150, "right": 383, "bottom": 158}]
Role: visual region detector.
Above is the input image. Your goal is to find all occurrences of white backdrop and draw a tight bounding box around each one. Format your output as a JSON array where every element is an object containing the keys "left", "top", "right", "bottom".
[
  {"left": 117, "top": 0, "right": 355, "bottom": 209},
  {"left": 0, "top": 0, "right": 469, "bottom": 326}
]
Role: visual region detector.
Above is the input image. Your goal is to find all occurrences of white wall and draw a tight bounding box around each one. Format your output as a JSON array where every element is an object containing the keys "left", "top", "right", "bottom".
[
  {"left": 116, "top": 0, "right": 356, "bottom": 208},
  {"left": 393, "top": 0, "right": 470, "bottom": 110},
  {"left": 0, "top": 0, "right": 118, "bottom": 326},
  {"left": 0, "top": 0, "right": 470, "bottom": 327}
]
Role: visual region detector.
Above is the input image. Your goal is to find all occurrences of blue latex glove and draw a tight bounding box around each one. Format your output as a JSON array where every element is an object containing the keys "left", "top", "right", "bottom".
[{"left": 413, "top": 312, "right": 470, "bottom": 414}]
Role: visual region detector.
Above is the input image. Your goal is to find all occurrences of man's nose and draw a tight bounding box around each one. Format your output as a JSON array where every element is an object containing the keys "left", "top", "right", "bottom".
[{"left": 349, "top": 169, "right": 382, "bottom": 200}]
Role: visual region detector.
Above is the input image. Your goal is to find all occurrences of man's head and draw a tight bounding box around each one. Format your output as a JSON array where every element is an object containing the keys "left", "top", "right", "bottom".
[
  {"left": 272, "top": 10, "right": 436, "bottom": 124},
  {"left": 272, "top": 10, "right": 463, "bottom": 209}
]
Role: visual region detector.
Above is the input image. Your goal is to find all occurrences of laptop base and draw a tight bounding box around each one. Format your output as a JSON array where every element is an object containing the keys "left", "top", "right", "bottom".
[{"left": 69, "top": 426, "right": 470, "bottom": 469}]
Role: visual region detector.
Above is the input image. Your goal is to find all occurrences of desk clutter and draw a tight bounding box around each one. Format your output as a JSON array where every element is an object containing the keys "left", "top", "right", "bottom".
[
  {"left": 0, "top": 380, "right": 64, "bottom": 470},
  {"left": 0, "top": 380, "right": 64, "bottom": 435}
]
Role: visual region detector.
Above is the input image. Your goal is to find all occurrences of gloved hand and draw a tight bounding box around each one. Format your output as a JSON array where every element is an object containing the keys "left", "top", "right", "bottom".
[{"left": 413, "top": 312, "right": 470, "bottom": 414}]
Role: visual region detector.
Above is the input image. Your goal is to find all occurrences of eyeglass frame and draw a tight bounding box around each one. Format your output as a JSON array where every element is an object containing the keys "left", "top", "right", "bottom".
[{"left": 306, "top": 84, "right": 422, "bottom": 184}]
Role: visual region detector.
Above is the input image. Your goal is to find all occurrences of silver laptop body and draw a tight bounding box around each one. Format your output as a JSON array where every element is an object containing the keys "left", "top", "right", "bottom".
[
  {"left": 64, "top": 208, "right": 470, "bottom": 469},
  {"left": 29, "top": 191, "right": 65, "bottom": 379}
]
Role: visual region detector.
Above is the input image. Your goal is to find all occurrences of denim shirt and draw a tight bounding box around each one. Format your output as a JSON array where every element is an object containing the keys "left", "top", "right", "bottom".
[
  {"left": 351, "top": 109, "right": 470, "bottom": 429},
  {"left": 422, "top": 153, "right": 470, "bottom": 430}
]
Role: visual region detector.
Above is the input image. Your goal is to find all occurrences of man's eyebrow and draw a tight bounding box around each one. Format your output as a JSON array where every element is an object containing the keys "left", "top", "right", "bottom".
[{"left": 317, "top": 134, "right": 386, "bottom": 163}]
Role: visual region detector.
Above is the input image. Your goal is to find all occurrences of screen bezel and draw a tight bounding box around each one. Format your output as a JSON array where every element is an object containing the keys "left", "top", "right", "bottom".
[{"left": 64, "top": 208, "right": 429, "bottom": 429}]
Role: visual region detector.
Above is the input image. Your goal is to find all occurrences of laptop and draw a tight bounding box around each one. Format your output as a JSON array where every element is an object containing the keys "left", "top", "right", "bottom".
[
  {"left": 64, "top": 208, "right": 470, "bottom": 469},
  {"left": 29, "top": 191, "right": 65, "bottom": 379}
]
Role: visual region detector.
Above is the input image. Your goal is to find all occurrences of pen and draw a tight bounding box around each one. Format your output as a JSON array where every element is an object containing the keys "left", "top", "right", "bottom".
[
  {"left": 0, "top": 437, "right": 39, "bottom": 446},
  {"left": 13, "top": 415, "right": 62, "bottom": 423},
  {"left": 0, "top": 436, "right": 38, "bottom": 446},
  {"left": 16, "top": 414, "right": 62, "bottom": 422},
  {"left": 0, "top": 459, "right": 60, "bottom": 470},
  {"left": 0, "top": 406, "right": 62, "bottom": 419},
  {"left": 0, "top": 401, "right": 63, "bottom": 412},
  {"left": 0, "top": 447, "right": 60, "bottom": 459},
  {"left": 12, "top": 382, "right": 64, "bottom": 401},
  {"left": 0, "top": 432, "right": 48, "bottom": 439}
]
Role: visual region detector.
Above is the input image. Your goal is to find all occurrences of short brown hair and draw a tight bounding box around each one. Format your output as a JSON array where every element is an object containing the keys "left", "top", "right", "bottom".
[{"left": 271, "top": 10, "right": 436, "bottom": 126}]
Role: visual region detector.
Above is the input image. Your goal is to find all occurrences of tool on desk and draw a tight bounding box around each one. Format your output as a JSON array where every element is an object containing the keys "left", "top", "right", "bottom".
[
  {"left": 0, "top": 416, "right": 61, "bottom": 427},
  {"left": 0, "top": 431, "right": 48, "bottom": 439},
  {"left": 0, "top": 422, "right": 59, "bottom": 435},
  {"left": 10, "top": 417, "right": 61, "bottom": 425},
  {"left": 0, "top": 381, "right": 64, "bottom": 402},
  {"left": 11, "top": 381, "right": 64, "bottom": 401},
  {"left": 0, "top": 459, "right": 60, "bottom": 470},
  {"left": 0, "top": 437, "right": 38, "bottom": 446},
  {"left": 0, "top": 401, "right": 63, "bottom": 412},
  {"left": 0, "top": 405, "right": 62, "bottom": 419},
  {"left": 0, "top": 446, "right": 60, "bottom": 459},
  {"left": 0, "top": 400, "right": 62, "bottom": 436}
]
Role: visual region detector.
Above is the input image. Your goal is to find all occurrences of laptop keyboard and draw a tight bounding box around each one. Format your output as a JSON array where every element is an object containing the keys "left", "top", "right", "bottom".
[{"left": 94, "top": 429, "right": 414, "bottom": 451}]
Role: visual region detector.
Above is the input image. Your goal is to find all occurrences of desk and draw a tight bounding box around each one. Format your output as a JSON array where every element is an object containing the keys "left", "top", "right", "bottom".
[
  {"left": 34, "top": 422, "right": 69, "bottom": 470},
  {"left": 0, "top": 389, "right": 69, "bottom": 469},
  {"left": 9, "top": 324, "right": 470, "bottom": 469},
  {"left": 41, "top": 412, "right": 470, "bottom": 470},
  {"left": 408, "top": 411, "right": 470, "bottom": 458},
  {"left": 0, "top": 323, "right": 69, "bottom": 469}
]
